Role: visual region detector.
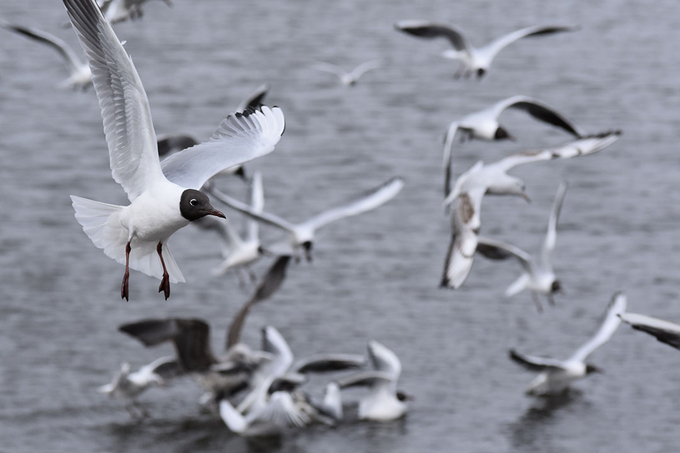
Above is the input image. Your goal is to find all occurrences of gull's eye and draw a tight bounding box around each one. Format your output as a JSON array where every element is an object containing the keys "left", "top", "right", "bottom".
[{"left": 190, "top": 199, "right": 198, "bottom": 207}]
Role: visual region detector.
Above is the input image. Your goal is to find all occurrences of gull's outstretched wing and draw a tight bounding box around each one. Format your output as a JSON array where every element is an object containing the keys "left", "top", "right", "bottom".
[
  {"left": 63, "top": 0, "right": 165, "bottom": 201},
  {"left": 161, "top": 106, "right": 284, "bottom": 190},
  {"left": 394, "top": 21, "right": 470, "bottom": 51},
  {"left": 236, "top": 84, "right": 269, "bottom": 113},
  {"left": 261, "top": 326, "right": 294, "bottom": 378},
  {"left": 508, "top": 349, "right": 567, "bottom": 372},
  {"left": 349, "top": 60, "right": 381, "bottom": 79},
  {"left": 367, "top": 341, "right": 401, "bottom": 380},
  {"left": 569, "top": 292, "right": 627, "bottom": 362},
  {"left": 497, "top": 131, "right": 621, "bottom": 172},
  {"left": 541, "top": 181, "right": 568, "bottom": 264},
  {"left": 137, "top": 355, "right": 182, "bottom": 381},
  {"left": 482, "top": 24, "right": 578, "bottom": 60},
  {"left": 620, "top": 313, "right": 680, "bottom": 350},
  {"left": 301, "top": 177, "right": 404, "bottom": 231},
  {"left": 226, "top": 256, "right": 291, "bottom": 349},
  {"left": 476, "top": 236, "right": 533, "bottom": 274},
  {"left": 246, "top": 171, "right": 264, "bottom": 243},
  {"left": 311, "top": 61, "right": 347, "bottom": 79},
  {"left": 442, "top": 122, "right": 460, "bottom": 197},
  {"left": 157, "top": 134, "right": 198, "bottom": 157},
  {"left": 206, "top": 185, "right": 296, "bottom": 233},
  {"left": 1, "top": 22, "right": 84, "bottom": 73},
  {"left": 336, "top": 371, "right": 394, "bottom": 389},
  {"left": 491, "top": 95, "right": 584, "bottom": 137},
  {"left": 291, "top": 353, "right": 366, "bottom": 374}
]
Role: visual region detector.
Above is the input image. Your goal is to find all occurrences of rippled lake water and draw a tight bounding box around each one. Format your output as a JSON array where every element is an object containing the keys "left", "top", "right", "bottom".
[{"left": 2, "top": 0, "right": 680, "bottom": 452}]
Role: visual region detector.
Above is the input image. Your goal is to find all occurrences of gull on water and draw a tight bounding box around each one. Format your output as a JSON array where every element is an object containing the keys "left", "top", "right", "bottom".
[
  {"left": 509, "top": 292, "right": 627, "bottom": 396},
  {"left": 207, "top": 177, "right": 404, "bottom": 261},
  {"left": 442, "top": 96, "right": 584, "bottom": 194},
  {"left": 620, "top": 312, "right": 680, "bottom": 350},
  {"left": 98, "top": 356, "right": 179, "bottom": 418},
  {"left": 220, "top": 326, "right": 364, "bottom": 436},
  {"left": 336, "top": 341, "right": 411, "bottom": 421},
  {"left": 440, "top": 132, "right": 621, "bottom": 290},
  {"left": 0, "top": 21, "right": 92, "bottom": 90},
  {"left": 475, "top": 182, "right": 568, "bottom": 312},
  {"left": 63, "top": 0, "right": 284, "bottom": 300},
  {"left": 312, "top": 60, "right": 381, "bottom": 86},
  {"left": 117, "top": 256, "right": 292, "bottom": 408},
  {"left": 395, "top": 21, "right": 578, "bottom": 79}
]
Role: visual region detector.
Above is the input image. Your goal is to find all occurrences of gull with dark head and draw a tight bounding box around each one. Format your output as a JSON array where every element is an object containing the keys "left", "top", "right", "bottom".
[
  {"left": 476, "top": 182, "right": 568, "bottom": 312},
  {"left": 336, "top": 341, "right": 410, "bottom": 421},
  {"left": 510, "top": 292, "right": 627, "bottom": 396},
  {"left": 312, "top": 60, "right": 381, "bottom": 86},
  {"left": 207, "top": 177, "right": 404, "bottom": 261},
  {"left": 620, "top": 312, "right": 680, "bottom": 350},
  {"left": 442, "top": 96, "right": 583, "bottom": 194},
  {"left": 62, "top": 0, "right": 284, "bottom": 300},
  {"left": 98, "top": 356, "right": 180, "bottom": 418},
  {"left": 1, "top": 21, "right": 92, "bottom": 90},
  {"left": 441, "top": 132, "right": 620, "bottom": 289},
  {"left": 395, "top": 21, "right": 577, "bottom": 79}
]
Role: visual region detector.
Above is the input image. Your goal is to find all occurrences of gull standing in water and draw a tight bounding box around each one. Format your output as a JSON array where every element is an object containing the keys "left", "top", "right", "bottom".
[
  {"left": 98, "top": 356, "right": 180, "bottom": 418},
  {"left": 620, "top": 313, "right": 680, "bottom": 350},
  {"left": 442, "top": 96, "right": 583, "bottom": 195},
  {"left": 312, "top": 60, "right": 381, "bottom": 86},
  {"left": 207, "top": 177, "right": 404, "bottom": 261},
  {"left": 336, "top": 341, "right": 411, "bottom": 421},
  {"left": 475, "top": 182, "right": 568, "bottom": 312},
  {"left": 62, "top": 0, "right": 285, "bottom": 300},
  {"left": 395, "top": 21, "right": 577, "bottom": 79},
  {"left": 0, "top": 21, "right": 92, "bottom": 90},
  {"left": 441, "top": 132, "right": 620, "bottom": 289},
  {"left": 509, "top": 292, "right": 627, "bottom": 396}
]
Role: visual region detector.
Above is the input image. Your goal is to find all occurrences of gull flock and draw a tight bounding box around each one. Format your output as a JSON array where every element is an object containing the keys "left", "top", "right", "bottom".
[{"left": 3, "top": 0, "right": 674, "bottom": 443}]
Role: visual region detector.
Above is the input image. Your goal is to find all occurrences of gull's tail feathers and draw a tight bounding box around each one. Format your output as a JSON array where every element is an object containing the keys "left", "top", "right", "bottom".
[{"left": 71, "top": 195, "right": 185, "bottom": 283}]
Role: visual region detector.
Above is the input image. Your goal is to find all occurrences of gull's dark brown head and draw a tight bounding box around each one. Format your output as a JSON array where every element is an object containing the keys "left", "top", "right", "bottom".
[{"left": 180, "top": 189, "right": 225, "bottom": 221}]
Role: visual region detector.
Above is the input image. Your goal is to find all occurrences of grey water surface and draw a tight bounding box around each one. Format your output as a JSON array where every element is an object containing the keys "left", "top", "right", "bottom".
[{"left": 1, "top": 0, "right": 680, "bottom": 452}]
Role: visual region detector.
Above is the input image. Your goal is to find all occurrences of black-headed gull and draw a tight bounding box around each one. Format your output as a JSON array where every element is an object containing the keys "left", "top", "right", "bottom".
[
  {"left": 63, "top": 0, "right": 285, "bottom": 300},
  {"left": 98, "top": 0, "right": 171, "bottom": 25},
  {"left": 510, "top": 292, "right": 626, "bottom": 396},
  {"left": 441, "top": 132, "right": 620, "bottom": 289},
  {"left": 312, "top": 60, "right": 381, "bottom": 86},
  {"left": 98, "top": 356, "right": 179, "bottom": 418},
  {"left": 395, "top": 21, "right": 577, "bottom": 79},
  {"left": 0, "top": 21, "right": 92, "bottom": 90},
  {"left": 206, "top": 177, "right": 404, "bottom": 261},
  {"left": 442, "top": 96, "right": 583, "bottom": 194},
  {"left": 476, "top": 182, "right": 568, "bottom": 312},
  {"left": 620, "top": 313, "right": 680, "bottom": 350},
  {"left": 336, "top": 341, "right": 410, "bottom": 421}
]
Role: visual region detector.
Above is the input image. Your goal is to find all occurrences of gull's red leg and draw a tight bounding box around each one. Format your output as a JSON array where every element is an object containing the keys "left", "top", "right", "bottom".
[
  {"left": 156, "top": 242, "right": 170, "bottom": 300},
  {"left": 121, "top": 242, "right": 131, "bottom": 301}
]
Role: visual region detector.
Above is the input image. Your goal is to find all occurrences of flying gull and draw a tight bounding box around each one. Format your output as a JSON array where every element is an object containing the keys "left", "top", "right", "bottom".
[
  {"left": 395, "top": 21, "right": 577, "bottom": 79},
  {"left": 441, "top": 132, "right": 620, "bottom": 289},
  {"left": 510, "top": 292, "right": 626, "bottom": 396},
  {"left": 0, "top": 21, "right": 92, "bottom": 90},
  {"left": 63, "top": 0, "right": 284, "bottom": 300},
  {"left": 476, "top": 182, "right": 568, "bottom": 312},
  {"left": 312, "top": 60, "right": 381, "bottom": 86},
  {"left": 206, "top": 177, "right": 404, "bottom": 261},
  {"left": 98, "top": 0, "right": 172, "bottom": 25}
]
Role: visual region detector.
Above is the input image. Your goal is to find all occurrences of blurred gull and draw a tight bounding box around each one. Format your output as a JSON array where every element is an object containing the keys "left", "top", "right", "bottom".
[
  {"left": 98, "top": 0, "right": 172, "bottom": 24},
  {"left": 62, "top": 0, "right": 284, "bottom": 300},
  {"left": 98, "top": 356, "right": 179, "bottom": 418},
  {"left": 312, "top": 60, "right": 381, "bottom": 86},
  {"left": 441, "top": 132, "right": 620, "bottom": 290},
  {"left": 509, "top": 292, "right": 627, "bottom": 396},
  {"left": 442, "top": 96, "right": 583, "bottom": 194},
  {"left": 395, "top": 21, "right": 578, "bottom": 79},
  {"left": 0, "top": 21, "right": 92, "bottom": 90},
  {"left": 336, "top": 341, "right": 411, "bottom": 421},
  {"left": 207, "top": 177, "right": 404, "bottom": 261},
  {"left": 620, "top": 313, "right": 680, "bottom": 350},
  {"left": 475, "top": 182, "right": 568, "bottom": 312}
]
